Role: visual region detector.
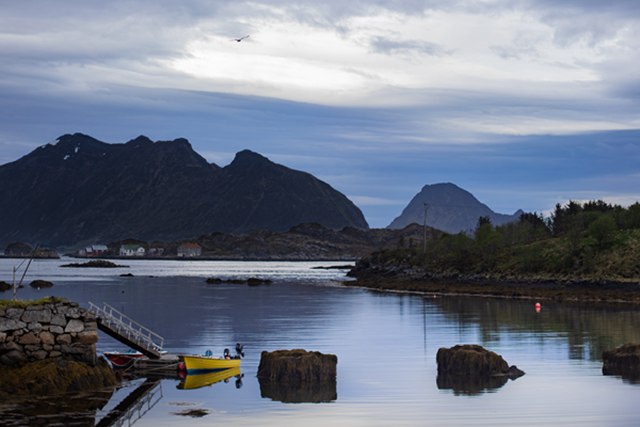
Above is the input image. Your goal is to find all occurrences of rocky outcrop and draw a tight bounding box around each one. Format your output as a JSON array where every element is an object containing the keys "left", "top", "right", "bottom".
[
  {"left": 436, "top": 344, "right": 524, "bottom": 394},
  {"left": 257, "top": 349, "right": 337, "bottom": 403},
  {"left": 602, "top": 343, "right": 640, "bottom": 380},
  {"left": 0, "top": 298, "right": 99, "bottom": 366}
]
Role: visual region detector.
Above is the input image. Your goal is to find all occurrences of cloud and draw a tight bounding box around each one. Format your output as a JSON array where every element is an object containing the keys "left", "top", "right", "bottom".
[{"left": 1, "top": 1, "right": 640, "bottom": 228}]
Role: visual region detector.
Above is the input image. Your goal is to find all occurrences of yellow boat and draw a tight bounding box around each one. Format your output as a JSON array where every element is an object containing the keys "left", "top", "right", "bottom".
[
  {"left": 179, "top": 354, "right": 241, "bottom": 373},
  {"left": 178, "top": 367, "right": 242, "bottom": 390}
]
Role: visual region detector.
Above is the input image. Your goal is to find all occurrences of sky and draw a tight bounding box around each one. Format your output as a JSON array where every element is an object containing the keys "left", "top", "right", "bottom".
[{"left": 1, "top": 0, "right": 639, "bottom": 228}]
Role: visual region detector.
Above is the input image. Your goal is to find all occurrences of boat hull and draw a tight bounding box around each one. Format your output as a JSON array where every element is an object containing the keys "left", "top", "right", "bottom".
[
  {"left": 178, "top": 367, "right": 242, "bottom": 390},
  {"left": 179, "top": 355, "right": 241, "bottom": 373},
  {"left": 104, "top": 351, "right": 145, "bottom": 369}
]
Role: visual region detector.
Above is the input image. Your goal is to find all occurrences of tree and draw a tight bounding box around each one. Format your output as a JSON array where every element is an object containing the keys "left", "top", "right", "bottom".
[{"left": 587, "top": 215, "right": 617, "bottom": 249}]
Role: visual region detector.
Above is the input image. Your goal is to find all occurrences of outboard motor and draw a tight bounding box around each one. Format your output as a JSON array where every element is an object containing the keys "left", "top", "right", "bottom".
[
  {"left": 223, "top": 348, "right": 231, "bottom": 359},
  {"left": 235, "top": 343, "right": 245, "bottom": 358}
]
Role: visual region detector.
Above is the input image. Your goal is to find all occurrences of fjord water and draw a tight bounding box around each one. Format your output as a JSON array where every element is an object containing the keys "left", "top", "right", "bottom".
[{"left": 2, "top": 258, "right": 640, "bottom": 426}]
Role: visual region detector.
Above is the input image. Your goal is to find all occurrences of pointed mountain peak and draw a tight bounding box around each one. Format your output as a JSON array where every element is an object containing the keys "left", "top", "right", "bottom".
[{"left": 388, "top": 182, "right": 522, "bottom": 233}]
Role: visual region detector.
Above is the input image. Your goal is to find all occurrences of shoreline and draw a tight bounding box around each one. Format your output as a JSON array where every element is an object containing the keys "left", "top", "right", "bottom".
[{"left": 343, "top": 276, "right": 640, "bottom": 305}]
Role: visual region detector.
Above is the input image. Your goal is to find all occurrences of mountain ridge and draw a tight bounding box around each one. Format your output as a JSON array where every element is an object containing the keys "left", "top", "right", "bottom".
[{"left": 0, "top": 133, "right": 368, "bottom": 248}]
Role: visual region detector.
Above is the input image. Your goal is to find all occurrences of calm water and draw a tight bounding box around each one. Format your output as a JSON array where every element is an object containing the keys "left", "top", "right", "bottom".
[{"left": 1, "top": 257, "right": 640, "bottom": 426}]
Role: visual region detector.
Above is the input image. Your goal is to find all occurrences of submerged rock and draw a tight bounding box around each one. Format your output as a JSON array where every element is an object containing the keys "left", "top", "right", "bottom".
[
  {"left": 603, "top": 343, "right": 640, "bottom": 380},
  {"left": 29, "top": 279, "right": 54, "bottom": 289},
  {"left": 257, "top": 349, "right": 337, "bottom": 403},
  {"left": 436, "top": 344, "right": 524, "bottom": 394},
  {"left": 206, "top": 277, "right": 272, "bottom": 286}
]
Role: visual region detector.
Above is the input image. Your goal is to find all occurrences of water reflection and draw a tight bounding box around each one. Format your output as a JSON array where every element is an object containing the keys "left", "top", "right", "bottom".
[
  {"left": 96, "top": 378, "right": 162, "bottom": 427},
  {"left": 0, "top": 387, "right": 114, "bottom": 427},
  {"left": 436, "top": 373, "right": 512, "bottom": 396},
  {"left": 259, "top": 377, "right": 337, "bottom": 403},
  {"left": 177, "top": 368, "right": 244, "bottom": 390},
  {"left": 431, "top": 296, "right": 640, "bottom": 362}
]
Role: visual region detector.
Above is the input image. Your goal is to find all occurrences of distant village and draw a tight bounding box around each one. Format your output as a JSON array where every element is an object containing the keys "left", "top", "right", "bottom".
[{"left": 3, "top": 241, "right": 203, "bottom": 259}]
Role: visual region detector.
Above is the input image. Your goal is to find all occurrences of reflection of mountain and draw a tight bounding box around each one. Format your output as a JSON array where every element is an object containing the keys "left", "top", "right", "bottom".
[{"left": 432, "top": 296, "right": 640, "bottom": 362}]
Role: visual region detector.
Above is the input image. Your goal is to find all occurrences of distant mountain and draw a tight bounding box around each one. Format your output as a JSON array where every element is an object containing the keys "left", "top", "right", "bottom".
[
  {"left": 0, "top": 133, "right": 368, "bottom": 247},
  {"left": 387, "top": 183, "right": 523, "bottom": 234}
]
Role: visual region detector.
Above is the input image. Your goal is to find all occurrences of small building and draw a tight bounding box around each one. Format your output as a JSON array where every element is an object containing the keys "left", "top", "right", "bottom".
[
  {"left": 177, "top": 242, "right": 202, "bottom": 258},
  {"left": 79, "top": 244, "right": 109, "bottom": 257},
  {"left": 119, "top": 244, "right": 146, "bottom": 257},
  {"left": 147, "top": 247, "right": 165, "bottom": 257}
]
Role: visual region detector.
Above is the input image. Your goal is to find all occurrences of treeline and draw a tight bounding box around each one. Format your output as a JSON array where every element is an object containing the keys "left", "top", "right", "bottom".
[{"left": 385, "top": 200, "right": 640, "bottom": 279}]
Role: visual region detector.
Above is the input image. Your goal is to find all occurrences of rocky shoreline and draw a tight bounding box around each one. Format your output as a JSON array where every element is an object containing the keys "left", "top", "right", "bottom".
[
  {"left": 0, "top": 297, "right": 119, "bottom": 397},
  {"left": 345, "top": 266, "right": 640, "bottom": 304}
]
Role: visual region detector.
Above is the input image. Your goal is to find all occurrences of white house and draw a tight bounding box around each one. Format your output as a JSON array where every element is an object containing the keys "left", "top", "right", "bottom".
[{"left": 119, "top": 244, "right": 146, "bottom": 257}]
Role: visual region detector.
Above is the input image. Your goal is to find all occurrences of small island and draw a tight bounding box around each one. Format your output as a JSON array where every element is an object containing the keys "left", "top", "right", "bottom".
[
  {"left": 60, "top": 260, "right": 129, "bottom": 268},
  {"left": 206, "top": 277, "right": 272, "bottom": 286}
]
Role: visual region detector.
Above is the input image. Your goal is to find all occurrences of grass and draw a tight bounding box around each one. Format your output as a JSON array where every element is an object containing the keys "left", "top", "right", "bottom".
[{"left": 0, "top": 296, "right": 68, "bottom": 309}]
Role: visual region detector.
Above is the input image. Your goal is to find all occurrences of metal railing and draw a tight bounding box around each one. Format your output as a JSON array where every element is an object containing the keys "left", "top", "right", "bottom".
[{"left": 88, "top": 302, "right": 164, "bottom": 352}]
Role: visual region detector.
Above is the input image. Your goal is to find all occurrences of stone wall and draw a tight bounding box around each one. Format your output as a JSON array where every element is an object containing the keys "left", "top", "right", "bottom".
[{"left": 0, "top": 300, "right": 98, "bottom": 366}]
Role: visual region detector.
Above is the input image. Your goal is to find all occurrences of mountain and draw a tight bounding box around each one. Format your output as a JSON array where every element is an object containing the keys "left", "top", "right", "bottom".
[
  {"left": 0, "top": 133, "right": 368, "bottom": 247},
  {"left": 387, "top": 183, "right": 523, "bottom": 234}
]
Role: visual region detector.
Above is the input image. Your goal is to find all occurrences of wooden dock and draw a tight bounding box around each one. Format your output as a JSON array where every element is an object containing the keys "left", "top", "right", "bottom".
[{"left": 130, "top": 354, "right": 182, "bottom": 377}]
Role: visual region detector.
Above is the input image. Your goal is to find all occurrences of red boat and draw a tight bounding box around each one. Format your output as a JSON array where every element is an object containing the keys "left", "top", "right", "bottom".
[{"left": 104, "top": 350, "right": 146, "bottom": 368}]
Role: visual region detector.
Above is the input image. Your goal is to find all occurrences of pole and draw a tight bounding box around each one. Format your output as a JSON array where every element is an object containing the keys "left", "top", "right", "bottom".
[{"left": 423, "top": 203, "right": 429, "bottom": 252}]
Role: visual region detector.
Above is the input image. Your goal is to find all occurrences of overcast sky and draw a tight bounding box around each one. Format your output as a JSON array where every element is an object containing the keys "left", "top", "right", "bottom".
[{"left": 1, "top": 0, "right": 639, "bottom": 227}]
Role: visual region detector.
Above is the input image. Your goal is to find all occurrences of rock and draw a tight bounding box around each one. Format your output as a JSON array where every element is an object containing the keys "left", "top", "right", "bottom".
[
  {"left": 29, "top": 280, "right": 54, "bottom": 289},
  {"left": 257, "top": 349, "right": 337, "bottom": 403},
  {"left": 22, "top": 308, "right": 52, "bottom": 323},
  {"left": 0, "top": 349, "right": 27, "bottom": 366},
  {"left": 77, "top": 331, "right": 98, "bottom": 345},
  {"left": 603, "top": 343, "right": 640, "bottom": 379},
  {"left": 258, "top": 349, "right": 337, "bottom": 383},
  {"left": 39, "top": 331, "right": 55, "bottom": 346},
  {"left": 0, "top": 318, "right": 27, "bottom": 332},
  {"left": 50, "top": 313, "right": 67, "bottom": 326},
  {"left": 56, "top": 334, "right": 72, "bottom": 345},
  {"left": 18, "top": 332, "right": 40, "bottom": 345},
  {"left": 0, "top": 281, "right": 12, "bottom": 292},
  {"left": 436, "top": 344, "right": 524, "bottom": 394},
  {"left": 65, "top": 319, "right": 85, "bottom": 333},
  {"left": 6, "top": 307, "right": 25, "bottom": 319},
  {"left": 49, "top": 325, "right": 64, "bottom": 334},
  {"left": 246, "top": 278, "right": 272, "bottom": 286}
]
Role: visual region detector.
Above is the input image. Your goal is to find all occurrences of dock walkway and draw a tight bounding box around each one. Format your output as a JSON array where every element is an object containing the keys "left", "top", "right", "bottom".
[{"left": 88, "top": 302, "right": 164, "bottom": 359}]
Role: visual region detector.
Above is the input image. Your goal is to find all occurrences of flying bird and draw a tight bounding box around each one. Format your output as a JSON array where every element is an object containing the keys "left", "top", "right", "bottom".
[{"left": 233, "top": 35, "right": 250, "bottom": 42}]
